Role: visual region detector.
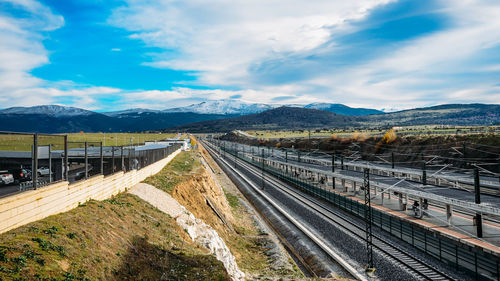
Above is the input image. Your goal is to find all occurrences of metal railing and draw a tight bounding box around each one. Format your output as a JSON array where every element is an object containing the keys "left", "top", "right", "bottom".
[
  {"left": 0, "top": 131, "right": 183, "bottom": 196},
  {"left": 218, "top": 141, "right": 500, "bottom": 281}
]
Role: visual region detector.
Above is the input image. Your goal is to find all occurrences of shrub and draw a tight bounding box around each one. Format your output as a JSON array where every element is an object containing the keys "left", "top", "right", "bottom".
[{"left": 382, "top": 129, "right": 397, "bottom": 144}]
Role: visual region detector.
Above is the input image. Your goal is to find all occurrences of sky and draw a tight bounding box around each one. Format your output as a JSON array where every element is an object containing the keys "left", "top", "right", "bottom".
[{"left": 1, "top": 0, "right": 500, "bottom": 112}]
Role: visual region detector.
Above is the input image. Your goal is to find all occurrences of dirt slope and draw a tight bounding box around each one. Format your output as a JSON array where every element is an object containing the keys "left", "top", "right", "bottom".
[
  {"left": 144, "top": 145, "right": 306, "bottom": 280},
  {"left": 0, "top": 193, "right": 229, "bottom": 280}
]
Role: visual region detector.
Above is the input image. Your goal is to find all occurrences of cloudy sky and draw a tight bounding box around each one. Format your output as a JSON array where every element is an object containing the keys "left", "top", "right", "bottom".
[{"left": 1, "top": 0, "right": 499, "bottom": 112}]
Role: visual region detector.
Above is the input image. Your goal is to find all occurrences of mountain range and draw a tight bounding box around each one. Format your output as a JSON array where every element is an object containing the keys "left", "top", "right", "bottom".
[
  {"left": 0, "top": 102, "right": 498, "bottom": 133},
  {"left": 1, "top": 105, "right": 95, "bottom": 117},
  {"left": 164, "top": 103, "right": 500, "bottom": 132},
  {"left": 0, "top": 105, "right": 232, "bottom": 133},
  {"left": 101, "top": 100, "right": 382, "bottom": 117},
  {"left": 162, "top": 100, "right": 274, "bottom": 115}
]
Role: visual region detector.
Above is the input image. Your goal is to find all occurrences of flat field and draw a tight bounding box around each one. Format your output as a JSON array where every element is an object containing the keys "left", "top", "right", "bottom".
[
  {"left": 245, "top": 129, "right": 384, "bottom": 139},
  {"left": 244, "top": 125, "right": 500, "bottom": 139},
  {"left": 0, "top": 133, "right": 178, "bottom": 151}
]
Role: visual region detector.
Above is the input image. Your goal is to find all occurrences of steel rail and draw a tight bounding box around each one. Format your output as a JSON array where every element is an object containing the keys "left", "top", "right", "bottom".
[
  {"left": 202, "top": 141, "right": 368, "bottom": 281},
  {"left": 231, "top": 152, "right": 455, "bottom": 281}
]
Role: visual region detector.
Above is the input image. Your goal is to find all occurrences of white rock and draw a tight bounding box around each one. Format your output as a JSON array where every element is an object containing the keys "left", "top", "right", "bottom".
[{"left": 130, "top": 183, "right": 245, "bottom": 281}]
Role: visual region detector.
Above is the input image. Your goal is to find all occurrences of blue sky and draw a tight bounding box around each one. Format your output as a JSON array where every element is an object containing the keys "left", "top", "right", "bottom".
[{"left": 0, "top": 0, "right": 499, "bottom": 112}]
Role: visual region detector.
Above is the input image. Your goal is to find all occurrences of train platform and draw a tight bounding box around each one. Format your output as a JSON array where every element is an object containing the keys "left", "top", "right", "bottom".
[
  {"left": 336, "top": 181, "right": 500, "bottom": 255},
  {"left": 256, "top": 150, "right": 500, "bottom": 254}
]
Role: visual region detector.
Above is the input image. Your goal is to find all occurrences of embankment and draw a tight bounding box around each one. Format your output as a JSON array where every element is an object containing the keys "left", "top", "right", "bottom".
[{"left": 144, "top": 147, "right": 306, "bottom": 280}]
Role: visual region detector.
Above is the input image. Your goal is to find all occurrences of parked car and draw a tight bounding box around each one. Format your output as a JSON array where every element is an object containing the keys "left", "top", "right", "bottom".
[
  {"left": 8, "top": 168, "right": 32, "bottom": 183},
  {"left": 74, "top": 165, "right": 93, "bottom": 181},
  {"left": 0, "top": 171, "right": 14, "bottom": 186},
  {"left": 75, "top": 171, "right": 85, "bottom": 181},
  {"left": 37, "top": 167, "right": 52, "bottom": 176}
]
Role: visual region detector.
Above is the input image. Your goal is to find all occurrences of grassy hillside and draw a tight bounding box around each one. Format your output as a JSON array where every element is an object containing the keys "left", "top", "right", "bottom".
[
  {"left": 224, "top": 131, "right": 500, "bottom": 173},
  {"left": 144, "top": 148, "right": 304, "bottom": 279},
  {"left": 360, "top": 104, "right": 500, "bottom": 127},
  {"left": 0, "top": 193, "right": 229, "bottom": 281}
]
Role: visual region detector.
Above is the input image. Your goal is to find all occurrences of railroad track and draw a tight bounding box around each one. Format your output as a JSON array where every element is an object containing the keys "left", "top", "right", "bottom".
[
  {"left": 203, "top": 140, "right": 456, "bottom": 281},
  {"left": 202, "top": 141, "right": 367, "bottom": 280}
]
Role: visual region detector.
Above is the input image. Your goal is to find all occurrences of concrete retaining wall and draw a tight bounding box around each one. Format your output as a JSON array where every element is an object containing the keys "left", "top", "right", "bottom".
[{"left": 0, "top": 148, "right": 182, "bottom": 234}]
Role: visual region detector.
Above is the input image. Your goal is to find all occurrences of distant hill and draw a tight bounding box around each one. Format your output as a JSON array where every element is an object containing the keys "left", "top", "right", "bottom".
[
  {"left": 0, "top": 113, "right": 123, "bottom": 133},
  {"left": 162, "top": 104, "right": 500, "bottom": 132},
  {"left": 1, "top": 103, "right": 499, "bottom": 133},
  {"left": 103, "top": 108, "right": 162, "bottom": 117},
  {"left": 115, "top": 112, "right": 235, "bottom": 132},
  {"left": 162, "top": 107, "right": 357, "bottom": 132},
  {"left": 0, "top": 105, "right": 232, "bottom": 133},
  {"left": 359, "top": 104, "right": 500, "bottom": 127},
  {"left": 304, "top": 103, "right": 383, "bottom": 116}
]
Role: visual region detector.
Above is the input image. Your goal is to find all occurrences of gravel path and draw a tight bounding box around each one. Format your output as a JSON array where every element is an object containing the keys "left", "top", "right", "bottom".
[
  {"left": 129, "top": 183, "right": 184, "bottom": 217},
  {"left": 129, "top": 183, "right": 245, "bottom": 281}
]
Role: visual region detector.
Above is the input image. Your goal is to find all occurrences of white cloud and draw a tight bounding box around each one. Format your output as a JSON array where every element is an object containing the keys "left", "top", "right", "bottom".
[
  {"left": 118, "top": 87, "right": 323, "bottom": 110},
  {"left": 287, "top": 0, "right": 500, "bottom": 110},
  {"left": 110, "top": 0, "right": 394, "bottom": 86},
  {"left": 2, "top": 0, "right": 64, "bottom": 31},
  {"left": 109, "top": 0, "right": 500, "bottom": 110},
  {"left": 0, "top": 1, "right": 122, "bottom": 111},
  {"left": 0, "top": 0, "right": 64, "bottom": 97},
  {"left": 373, "top": 2, "right": 500, "bottom": 74}
]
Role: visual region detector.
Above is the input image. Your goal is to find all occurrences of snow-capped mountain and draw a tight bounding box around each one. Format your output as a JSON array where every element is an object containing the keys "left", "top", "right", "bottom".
[
  {"left": 164, "top": 100, "right": 277, "bottom": 115},
  {"left": 103, "top": 108, "right": 162, "bottom": 117},
  {"left": 160, "top": 101, "right": 382, "bottom": 115},
  {"left": 0, "top": 103, "right": 498, "bottom": 133},
  {"left": 0, "top": 102, "right": 384, "bottom": 119},
  {"left": 0, "top": 105, "right": 96, "bottom": 117},
  {"left": 304, "top": 103, "right": 383, "bottom": 116}
]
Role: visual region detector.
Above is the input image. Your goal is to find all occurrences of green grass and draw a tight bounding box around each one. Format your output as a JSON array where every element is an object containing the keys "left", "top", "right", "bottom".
[
  {"left": 245, "top": 125, "right": 500, "bottom": 139},
  {"left": 223, "top": 190, "right": 240, "bottom": 208},
  {"left": 142, "top": 150, "right": 201, "bottom": 193},
  {"left": 246, "top": 129, "right": 384, "bottom": 139},
  {"left": 0, "top": 194, "right": 229, "bottom": 281},
  {"left": 0, "top": 133, "right": 177, "bottom": 151},
  {"left": 65, "top": 133, "right": 176, "bottom": 146}
]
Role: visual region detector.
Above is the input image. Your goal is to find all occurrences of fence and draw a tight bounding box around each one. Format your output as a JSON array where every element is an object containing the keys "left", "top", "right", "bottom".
[
  {"left": 0, "top": 146, "right": 182, "bottom": 234},
  {"left": 219, "top": 143, "right": 500, "bottom": 281},
  {"left": 0, "top": 131, "right": 183, "bottom": 197}
]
